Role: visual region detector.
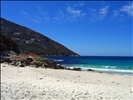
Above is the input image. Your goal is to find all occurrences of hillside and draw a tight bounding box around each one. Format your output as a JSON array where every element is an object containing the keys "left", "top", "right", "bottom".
[
  {"left": 1, "top": 18, "right": 78, "bottom": 56},
  {"left": 0, "top": 34, "right": 18, "bottom": 52}
]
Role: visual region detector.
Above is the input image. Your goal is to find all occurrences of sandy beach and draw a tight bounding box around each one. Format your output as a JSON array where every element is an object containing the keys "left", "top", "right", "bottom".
[{"left": 1, "top": 63, "right": 133, "bottom": 100}]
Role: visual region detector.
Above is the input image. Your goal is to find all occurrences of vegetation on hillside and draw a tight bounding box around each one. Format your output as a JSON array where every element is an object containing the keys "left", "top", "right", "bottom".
[{"left": 0, "top": 34, "right": 18, "bottom": 52}]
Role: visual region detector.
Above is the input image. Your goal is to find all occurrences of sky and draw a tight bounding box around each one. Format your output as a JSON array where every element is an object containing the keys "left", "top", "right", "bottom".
[{"left": 1, "top": 1, "right": 133, "bottom": 56}]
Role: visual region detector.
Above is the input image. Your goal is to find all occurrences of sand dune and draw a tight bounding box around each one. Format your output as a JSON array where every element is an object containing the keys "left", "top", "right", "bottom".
[{"left": 1, "top": 63, "right": 133, "bottom": 100}]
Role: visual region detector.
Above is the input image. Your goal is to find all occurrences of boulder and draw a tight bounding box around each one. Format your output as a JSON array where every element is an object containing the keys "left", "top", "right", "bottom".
[
  {"left": 20, "top": 58, "right": 33, "bottom": 66},
  {"left": 45, "top": 62, "right": 65, "bottom": 69},
  {"left": 30, "top": 61, "right": 47, "bottom": 68},
  {"left": 87, "top": 69, "right": 94, "bottom": 71},
  {"left": 13, "top": 61, "right": 21, "bottom": 66},
  {"left": 41, "top": 63, "right": 48, "bottom": 68},
  {"left": 19, "top": 64, "right": 25, "bottom": 67},
  {"left": 72, "top": 68, "right": 82, "bottom": 71}
]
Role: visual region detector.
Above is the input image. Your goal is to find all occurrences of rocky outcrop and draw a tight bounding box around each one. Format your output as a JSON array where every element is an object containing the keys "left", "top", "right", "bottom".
[
  {"left": 72, "top": 68, "right": 82, "bottom": 71},
  {"left": 1, "top": 53, "right": 86, "bottom": 72},
  {"left": 0, "top": 50, "right": 18, "bottom": 63},
  {"left": 9, "top": 53, "right": 65, "bottom": 69},
  {"left": 30, "top": 61, "right": 47, "bottom": 68},
  {"left": 87, "top": 69, "right": 94, "bottom": 71},
  {"left": 1, "top": 53, "right": 96, "bottom": 72}
]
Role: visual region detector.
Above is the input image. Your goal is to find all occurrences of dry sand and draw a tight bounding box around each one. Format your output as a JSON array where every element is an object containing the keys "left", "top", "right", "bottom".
[{"left": 1, "top": 63, "right": 133, "bottom": 100}]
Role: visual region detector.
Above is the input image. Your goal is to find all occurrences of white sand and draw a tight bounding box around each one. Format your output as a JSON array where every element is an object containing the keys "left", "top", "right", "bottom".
[{"left": 1, "top": 63, "right": 133, "bottom": 100}]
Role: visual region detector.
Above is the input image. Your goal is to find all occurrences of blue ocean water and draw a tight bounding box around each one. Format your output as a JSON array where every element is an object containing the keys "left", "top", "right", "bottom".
[{"left": 44, "top": 56, "right": 133, "bottom": 74}]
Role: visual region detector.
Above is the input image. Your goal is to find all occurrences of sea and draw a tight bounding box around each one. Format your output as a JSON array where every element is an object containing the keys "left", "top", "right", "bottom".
[{"left": 44, "top": 56, "right": 133, "bottom": 75}]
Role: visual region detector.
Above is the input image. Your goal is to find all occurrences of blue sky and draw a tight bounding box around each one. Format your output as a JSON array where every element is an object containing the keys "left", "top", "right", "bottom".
[{"left": 1, "top": 1, "right": 133, "bottom": 56}]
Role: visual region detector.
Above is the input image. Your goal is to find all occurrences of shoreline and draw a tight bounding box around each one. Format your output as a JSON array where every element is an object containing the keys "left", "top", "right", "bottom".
[
  {"left": 61, "top": 65, "right": 133, "bottom": 75},
  {"left": 44, "top": 55, "right": 133, "bottom": 75},
  {"left": 1, "top": 63, "right": 133, "bottom": 100}
]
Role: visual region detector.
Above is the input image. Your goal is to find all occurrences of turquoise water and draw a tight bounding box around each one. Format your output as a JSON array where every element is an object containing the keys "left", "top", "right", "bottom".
[{"left": 44, "top": 56, "right": 133, "bottom": 74}]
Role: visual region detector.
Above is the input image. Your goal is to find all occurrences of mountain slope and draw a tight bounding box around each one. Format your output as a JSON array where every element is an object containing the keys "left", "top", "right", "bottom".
[
  {"left": 1, "top": 18, "right": 78, "bottom": 56},
  {"left": 0, "top": 34, "right": 18, "bottom": 52}
]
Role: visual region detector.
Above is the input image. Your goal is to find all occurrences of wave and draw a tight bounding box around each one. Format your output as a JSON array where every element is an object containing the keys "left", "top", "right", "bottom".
[
  {"left": 102, "top": 66, "right": 117, "bottom": 69},
  {"left": 53, "top": 59, "right": 64, "bottom": 62},
  {"left": 84, "top": 67, "right": 133, "bottom": 74},
  {"left": 62, "top": 65, "right": 133, "bottom": 74}
]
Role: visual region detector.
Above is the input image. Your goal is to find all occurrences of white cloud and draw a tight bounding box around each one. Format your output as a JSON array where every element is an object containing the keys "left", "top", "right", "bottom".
[
  {"left": 67, "top": 7, "right": 81, "bottom": 16},
  {"left": 113, "top": 3, "right": 133, "bottom": 18},
  {"left": 20, "top": 10, "right": 41, "bottom": 23},
  {"left": 20, "top": 5, "right": 51, "bottom": 23},
  {"left": 56, "top": 9, "right": 66, "bottom": 19},
  {"left": 52, "top": 6, "right": 86, "bottom": 23},
  {"left": 113, "top": 10, "right": 124, "bottom": 18},
  {"left": 66, "top": 6, "right": 86, "bottom": 18},
  {"left": 120, "top": 3, "right": 133, "bottom": 16},
  {"left": 113, "top": 10, "right": 119, "bottom": 17},
  {"left": 37, "top": 5, "right": 50, "bottom": 22},
  {"left": 52, "top": 9, "right": 66, "bottom": 23},
  {"left": 89, "top": 6, "right": 109, "bottom": 22},
  {"left": 20, "top": 10, "right": 30, "bottom": 18},
  {"left": 99, "top": 6, "right": 109, "bottom": 20},
  {"left": 100, "top": 6, "right": 109, "bottom": 15}
]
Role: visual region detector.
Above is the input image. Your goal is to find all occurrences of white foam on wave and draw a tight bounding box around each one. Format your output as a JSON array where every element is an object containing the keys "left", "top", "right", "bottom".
[
  {"left": 53, "top": 59, "right": 64, "bottom": 62},
  {"left": 104, "top": 66, "right": 110, "bottom": 68},
  {"left": 62, "top": 65, "right": 133, "bottom": 74},
  {"left": 101, "top": 65, "right": 117, "bottom": 69},
  {"left": 85, "top": 67, "right": 133, "bottom": 74},
  {"left": 110, "top": 66, "right": 117, "bottom": 69}
]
